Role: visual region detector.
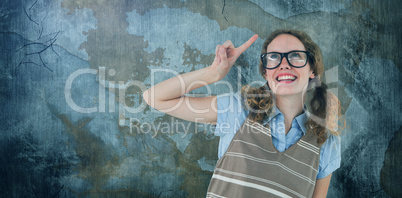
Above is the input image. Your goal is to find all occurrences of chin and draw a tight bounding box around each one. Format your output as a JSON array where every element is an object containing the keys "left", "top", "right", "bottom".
[
  {"left": 273, "top": 88, "right": 304, "bottom": 97},
  {"left": 275, "top": 92, "right": 297, "bottom": 96}
]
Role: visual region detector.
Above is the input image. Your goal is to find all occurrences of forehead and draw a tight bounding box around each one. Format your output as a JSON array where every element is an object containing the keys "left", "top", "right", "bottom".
[{"left": 266, "top": 34, "right": 306, "bottom": 52}]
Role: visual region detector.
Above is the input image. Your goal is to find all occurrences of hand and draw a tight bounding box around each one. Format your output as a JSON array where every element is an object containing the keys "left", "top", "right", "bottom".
[{"left": 210, "top": 34, "right": 258, "bottom": 80}]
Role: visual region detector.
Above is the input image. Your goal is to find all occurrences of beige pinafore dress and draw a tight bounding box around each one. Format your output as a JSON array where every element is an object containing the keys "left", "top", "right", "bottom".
[{"left": 207, "top": 116, "right": 321, "bottom": 198}]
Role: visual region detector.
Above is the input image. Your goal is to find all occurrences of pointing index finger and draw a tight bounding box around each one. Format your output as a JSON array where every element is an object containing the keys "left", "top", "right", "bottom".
[{"left": 237, "top": 34, "right": 258, "bottom": 54}]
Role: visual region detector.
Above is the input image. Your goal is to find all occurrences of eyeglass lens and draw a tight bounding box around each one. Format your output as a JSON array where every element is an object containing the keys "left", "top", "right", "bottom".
[{"left": 264, "top": 51, "right": 308, "bottom": 68}]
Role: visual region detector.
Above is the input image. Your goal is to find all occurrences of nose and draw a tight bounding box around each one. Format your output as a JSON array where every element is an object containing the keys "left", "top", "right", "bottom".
[{"left": 278, "top": 56, "right": 291, "bottom": 70}]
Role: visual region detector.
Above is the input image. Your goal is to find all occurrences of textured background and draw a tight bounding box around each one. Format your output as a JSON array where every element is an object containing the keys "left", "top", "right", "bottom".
[{"left": 1, "top": 0, "right": 401, "bottom": 197}]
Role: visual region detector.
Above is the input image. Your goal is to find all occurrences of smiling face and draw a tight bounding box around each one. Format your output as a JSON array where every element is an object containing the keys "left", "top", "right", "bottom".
[{"left": 264, "top": 34, "right": 315, "bottom": 96}]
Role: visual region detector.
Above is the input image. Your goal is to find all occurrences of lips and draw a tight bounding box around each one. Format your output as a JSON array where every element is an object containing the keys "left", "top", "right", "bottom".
[{"left": 276, "top": 73, "right": 298, "bottom": 82}]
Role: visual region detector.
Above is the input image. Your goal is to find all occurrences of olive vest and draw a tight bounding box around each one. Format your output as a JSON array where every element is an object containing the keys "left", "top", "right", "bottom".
[{"left": 207, "top": 116, "right": 321, "bottom": 198}]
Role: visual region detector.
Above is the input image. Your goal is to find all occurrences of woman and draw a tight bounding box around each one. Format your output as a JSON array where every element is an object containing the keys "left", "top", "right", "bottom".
[{"left": 143, "top": 29, "right": 341, "bottom": 197}]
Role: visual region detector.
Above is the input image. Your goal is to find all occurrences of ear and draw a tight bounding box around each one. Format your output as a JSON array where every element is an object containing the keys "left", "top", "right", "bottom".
[{"left": 309, "top": 71, "right": 315, "bottom": 79}]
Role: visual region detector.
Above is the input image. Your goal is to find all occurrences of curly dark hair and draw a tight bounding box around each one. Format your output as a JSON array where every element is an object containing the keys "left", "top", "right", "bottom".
[{"left": 241, "top": 29, "right": 343, "bottom": 144}]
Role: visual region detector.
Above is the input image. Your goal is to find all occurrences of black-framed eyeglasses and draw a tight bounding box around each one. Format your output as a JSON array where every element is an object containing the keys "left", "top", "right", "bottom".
[{"left": 261, "top": 51, "right": 310, "bottom": 69}]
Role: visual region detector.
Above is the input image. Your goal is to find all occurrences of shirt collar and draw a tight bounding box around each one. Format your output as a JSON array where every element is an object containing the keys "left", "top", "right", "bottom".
[{"left": 262, "top": 105, "right": 308, "bottom": 135}]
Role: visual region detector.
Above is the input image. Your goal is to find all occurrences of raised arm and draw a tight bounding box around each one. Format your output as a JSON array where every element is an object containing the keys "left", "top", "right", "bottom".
[{"left": 142, "top": 35, "right": 258, "bottom": 124}]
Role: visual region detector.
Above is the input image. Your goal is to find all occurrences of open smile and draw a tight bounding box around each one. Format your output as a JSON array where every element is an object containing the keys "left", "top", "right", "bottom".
[{"left": 275, "top": 74, "right": 298, "bottom": 83}]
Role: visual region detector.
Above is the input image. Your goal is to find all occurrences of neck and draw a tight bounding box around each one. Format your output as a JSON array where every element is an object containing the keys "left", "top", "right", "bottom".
[{"left": 275, "top": 93, "right": 306, "bottom": 123}]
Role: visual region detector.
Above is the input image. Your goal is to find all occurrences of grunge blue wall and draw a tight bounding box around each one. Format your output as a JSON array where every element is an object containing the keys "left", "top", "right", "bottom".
[{"left": 1, "top": 0, "right": 401, "bottom": 197}]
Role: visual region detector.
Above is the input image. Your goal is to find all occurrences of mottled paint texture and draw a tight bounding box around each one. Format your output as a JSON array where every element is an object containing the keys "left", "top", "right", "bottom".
[{"left": 0, "top": 0, "right": 401, "bottom": 197}]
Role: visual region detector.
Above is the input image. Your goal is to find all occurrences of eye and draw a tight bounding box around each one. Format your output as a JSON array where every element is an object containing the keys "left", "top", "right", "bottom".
[
  {"left": 289, "top": 52, "right": 302, "bottom": 59},
  {"left": 267, "top": 53, "right": 280, "bottom": 60}
]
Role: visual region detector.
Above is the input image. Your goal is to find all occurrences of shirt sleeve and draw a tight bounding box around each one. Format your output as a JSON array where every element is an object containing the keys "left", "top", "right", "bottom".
[
  {"left": 215, "top": 92, "right": 248, "bottom": 158},
  {"left": 317, "top": 133, "right": 342, "bottom": 179},
  {"left": 214, "top": 92, "right": 247, "bottom": 137}
]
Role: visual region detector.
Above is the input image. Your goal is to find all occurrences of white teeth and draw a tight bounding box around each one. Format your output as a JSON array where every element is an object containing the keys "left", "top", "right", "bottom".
[{"left": 277, "top": 75, "right": 296, "bottom": 81}]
